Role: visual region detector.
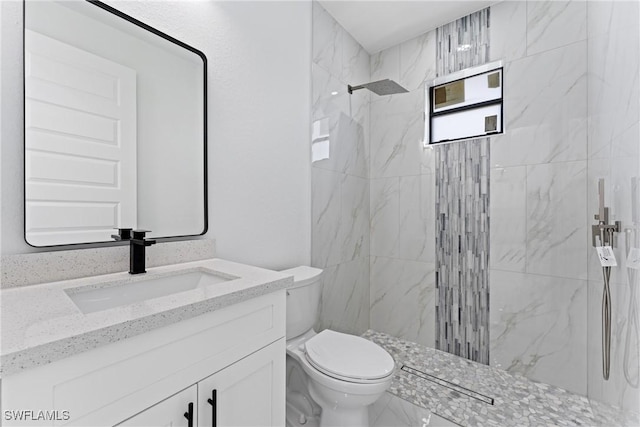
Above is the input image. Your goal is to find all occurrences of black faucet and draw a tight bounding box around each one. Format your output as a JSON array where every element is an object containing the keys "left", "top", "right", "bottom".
[
  {"left": 112, "top": 228, "right": 156, "bottom": 274},
  {"left": 129, "top": 230, "right": 156, "bottom": 274}
]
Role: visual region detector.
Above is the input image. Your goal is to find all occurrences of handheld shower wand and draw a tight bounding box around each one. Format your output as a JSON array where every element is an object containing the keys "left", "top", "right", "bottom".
[
  {"left": 592, "top": 178, "right": 622, "bottom": 381},
  {"left": 602, "top": 239, "right": 613, "bottom": 381}
]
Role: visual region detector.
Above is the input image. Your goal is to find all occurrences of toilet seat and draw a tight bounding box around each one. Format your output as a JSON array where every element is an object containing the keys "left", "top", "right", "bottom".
[{"left": 304, "top": 330, "right": 395, "bottom": 384}]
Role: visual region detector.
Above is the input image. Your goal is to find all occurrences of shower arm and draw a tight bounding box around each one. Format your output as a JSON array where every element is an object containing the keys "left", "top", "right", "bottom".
[{"left": 347, "top": 84, "right": 365, "bottom": 94}]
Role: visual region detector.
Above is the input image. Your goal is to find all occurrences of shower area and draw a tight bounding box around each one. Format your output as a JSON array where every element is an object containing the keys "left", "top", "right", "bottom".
[{"left": 310, "top": 0, "right": 640, "bottom": 421}]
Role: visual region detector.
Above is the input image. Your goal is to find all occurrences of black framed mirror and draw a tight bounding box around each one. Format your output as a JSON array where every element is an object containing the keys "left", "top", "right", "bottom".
[{"left": 23, "top": 0, "right": 207, "bottom": 247}]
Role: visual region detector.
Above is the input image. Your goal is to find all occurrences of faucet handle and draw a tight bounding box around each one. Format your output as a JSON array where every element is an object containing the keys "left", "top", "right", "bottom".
[
  {"left": 132, "top": 229, "right": 151, "bottom": 239},
  {"left": 112, "top": 227, "right": 133, "bottom": 240}
]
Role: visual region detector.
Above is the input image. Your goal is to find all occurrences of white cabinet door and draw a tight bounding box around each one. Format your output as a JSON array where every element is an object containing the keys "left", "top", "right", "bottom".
[
  {"left": 197, "top": 339, "right": 285, "bottom": 427},
  {"left": 117, "top": 385, "right": 197, "bottom": 427}
]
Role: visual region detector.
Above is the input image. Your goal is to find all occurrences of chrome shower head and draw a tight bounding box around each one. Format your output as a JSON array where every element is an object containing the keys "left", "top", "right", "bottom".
[{"left": 348, "top": 79, "right": 409, "bottom": 96}]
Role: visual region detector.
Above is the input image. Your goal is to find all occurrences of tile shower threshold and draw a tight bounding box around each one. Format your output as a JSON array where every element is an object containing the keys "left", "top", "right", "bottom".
[{"left": 363, "top": 330, "right": 639, "bottom": 427}]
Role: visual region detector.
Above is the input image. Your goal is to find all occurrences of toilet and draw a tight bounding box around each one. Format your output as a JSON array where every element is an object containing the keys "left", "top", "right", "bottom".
[{"left": 282, "top": 266, "right": 395, "bottom": 427}]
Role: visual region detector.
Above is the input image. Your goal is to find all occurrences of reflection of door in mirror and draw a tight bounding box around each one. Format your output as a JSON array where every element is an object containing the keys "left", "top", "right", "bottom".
[
  {"left": 24, "top": 0, "right": 207, "bottom": 247},
  {"left": 25, "top": 30, "right": 137, "bottom": 247}
]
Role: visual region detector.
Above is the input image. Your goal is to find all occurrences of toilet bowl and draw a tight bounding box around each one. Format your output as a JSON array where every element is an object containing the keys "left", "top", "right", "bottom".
[
  {"left": 287, "top": 329, "right": 394, "bottom": 427},
  {"left": 282, "top": 267, "right": 395, "bottom": 427}
]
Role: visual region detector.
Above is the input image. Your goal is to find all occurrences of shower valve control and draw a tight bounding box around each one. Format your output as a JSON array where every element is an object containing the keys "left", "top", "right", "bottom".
[
  {"left": 591, "top": 221, "right": 622, "bottom": 247},
  {"left": 591, "top": 179, "right": 622, "bottom": 248}
]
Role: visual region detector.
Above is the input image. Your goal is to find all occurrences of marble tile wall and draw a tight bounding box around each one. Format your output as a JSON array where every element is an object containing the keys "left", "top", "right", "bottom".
[
  {"left": 368, "top": 7, "right": 492, "bottom": 364},
  {"left": 368, "top": 25, "right": 437, "bottom": 347},
  {"left": 311, "top": 2, "right": 371, "bottom": 335},
  {"left": 584, "top": 0, "right": 640, "bottom": 413},
  {"left": 488, "top": 0, "right": 590, "bottom": 396},
  {"left": 367, "top": 7, "right": 493, "bottom": 363},
  {"left": 490, "top": 0, "right": 639, "bottom": 407}
]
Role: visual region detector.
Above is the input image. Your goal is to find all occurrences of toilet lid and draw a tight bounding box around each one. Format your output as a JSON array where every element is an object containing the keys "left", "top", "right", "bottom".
[{"left": 304, "top": 330, "right": 395, "bottom": 382}]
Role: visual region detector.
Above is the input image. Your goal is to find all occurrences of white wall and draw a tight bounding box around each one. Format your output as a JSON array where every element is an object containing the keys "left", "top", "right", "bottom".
[
  {"left": 1, "top": 0, "right": 24, "bottom": 256},
  {"left": 1, "top": 1, "right": 312, "bottom": 271},
  {"left": 199, "top": 1, "right": 312, "bottom": 270}
]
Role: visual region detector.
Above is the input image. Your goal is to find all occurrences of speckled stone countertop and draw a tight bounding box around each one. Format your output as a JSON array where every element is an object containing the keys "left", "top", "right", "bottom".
[
  {"left": 1, "top": 259, "right": 292, "bottom": 377},
  {"left": 363, "top": 330, "right": 639, "bottom": 427}
]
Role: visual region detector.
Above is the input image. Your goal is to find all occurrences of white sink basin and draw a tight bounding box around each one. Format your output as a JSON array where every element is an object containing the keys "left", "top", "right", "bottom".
[{"left": 65, "top": 270, "right": 237, "bottom": 314}]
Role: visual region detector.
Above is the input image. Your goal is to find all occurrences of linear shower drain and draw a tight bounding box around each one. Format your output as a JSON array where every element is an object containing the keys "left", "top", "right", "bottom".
[{"left": 400, "top": 365, "right": 495, "bottom": 405}]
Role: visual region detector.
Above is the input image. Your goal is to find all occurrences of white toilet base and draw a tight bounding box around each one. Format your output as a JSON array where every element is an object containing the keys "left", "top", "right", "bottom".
[
  {"left": 286, "top": 329, "right": 394, "bottom": 427},
  {"left": 318, "top": 409, "right": 368, "bottom": 427},
  {"left": 308, "top": 374, "right": 384, "bottom": 427},
  {"left": 286, "top": 399, "right": 320, "bottom": 427}
]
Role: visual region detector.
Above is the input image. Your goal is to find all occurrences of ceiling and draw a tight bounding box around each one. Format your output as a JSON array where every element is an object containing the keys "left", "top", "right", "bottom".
[{"left": 318, "top": 0, "right": 496, "bottom": 54}]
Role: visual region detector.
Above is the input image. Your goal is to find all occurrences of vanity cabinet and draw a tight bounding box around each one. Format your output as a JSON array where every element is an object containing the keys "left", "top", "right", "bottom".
[
  {"left": 2, "top": 291, "right": 286, "bottom": 427},
  {"left": 116, "top": 340, "right": 284, "bottom": 427}
]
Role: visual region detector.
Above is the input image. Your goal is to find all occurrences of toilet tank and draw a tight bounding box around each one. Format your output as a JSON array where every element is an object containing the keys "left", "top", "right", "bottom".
[{"left": 280, "top": 266, "right": 323, "bottom": 340}]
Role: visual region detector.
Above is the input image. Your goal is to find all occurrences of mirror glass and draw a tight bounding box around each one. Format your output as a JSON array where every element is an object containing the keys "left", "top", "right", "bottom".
[{"left": 24, "top": 0, "right": 207, "bottom": 247}]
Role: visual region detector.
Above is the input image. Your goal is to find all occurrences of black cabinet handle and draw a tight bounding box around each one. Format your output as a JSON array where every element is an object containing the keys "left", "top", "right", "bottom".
[
  {"left": 207, "top": 389, "right": 217, "bottom": 427},
  {"left": 183, "top": 402, "right": 194, "bottom": 427}
]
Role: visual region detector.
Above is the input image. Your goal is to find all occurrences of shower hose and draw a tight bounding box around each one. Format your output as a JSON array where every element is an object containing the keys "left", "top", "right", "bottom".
[
  {"left": 602, "top": 227, "right": 614, "bottom": 381},
  {"left": 603, "top": 261, "right": 612, "bottom": 381},
  {"left": 602, "top": 227, "right": 640, "bottom": 385}
]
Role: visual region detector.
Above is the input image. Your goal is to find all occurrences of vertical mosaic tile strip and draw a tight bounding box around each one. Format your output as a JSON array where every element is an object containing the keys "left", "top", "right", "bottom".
[
  {"left": 434, "top": 9, "right": 491, "bottom": 365},
  {"left": 435, "top": 9, "right": 490, "bottom": 77}
]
